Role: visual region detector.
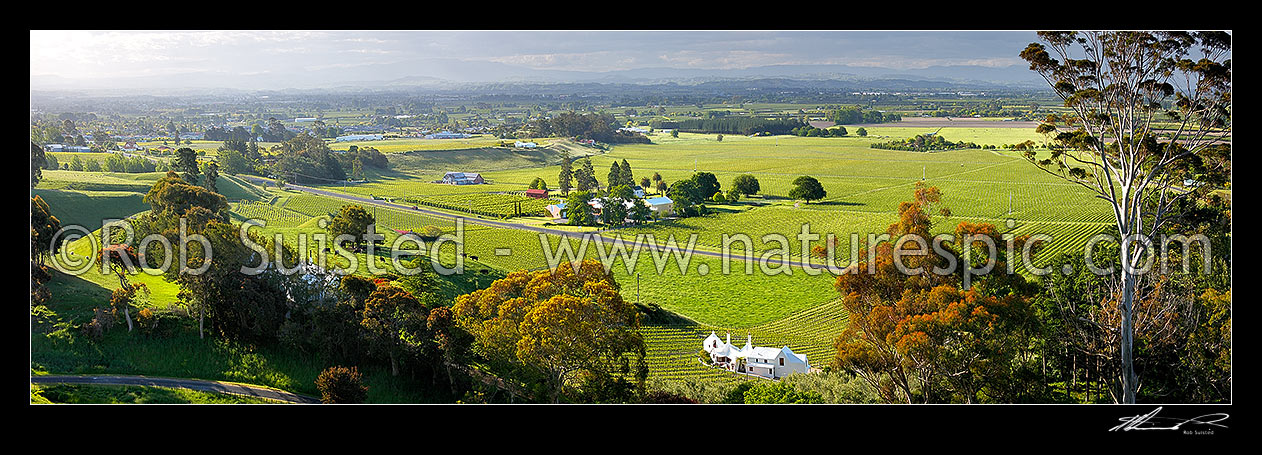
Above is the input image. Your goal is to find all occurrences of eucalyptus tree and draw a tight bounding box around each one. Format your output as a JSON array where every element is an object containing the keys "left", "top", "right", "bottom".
[{"left": 1019, "top": 31, "right": 1230, "bottom": 403}]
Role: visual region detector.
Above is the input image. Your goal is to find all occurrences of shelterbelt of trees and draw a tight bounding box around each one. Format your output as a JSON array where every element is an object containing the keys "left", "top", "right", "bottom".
[
  {"left": 215, "top": 134, "right": 389, "bottom": 183},
  {"left": 529, "top": 112, "right": 651, "bottom": 144}
]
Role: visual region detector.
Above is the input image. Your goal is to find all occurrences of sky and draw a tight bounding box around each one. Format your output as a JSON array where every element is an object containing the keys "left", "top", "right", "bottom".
[{"left": 28, "top": 30, "right": 1058, "bottom": 90}]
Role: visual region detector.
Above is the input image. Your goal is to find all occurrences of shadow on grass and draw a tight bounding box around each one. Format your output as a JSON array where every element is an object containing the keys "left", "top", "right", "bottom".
[
  {"left": 33, "top": 270, "right": 454, "bottom": 403},
  {"left": 33, "top": 383, "right": 275, "bottom": 404}
]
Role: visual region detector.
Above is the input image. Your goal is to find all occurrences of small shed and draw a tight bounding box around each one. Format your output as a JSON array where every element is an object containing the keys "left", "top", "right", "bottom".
[{"left": 525, "top": 189, "right": 549, "bottom": 199}]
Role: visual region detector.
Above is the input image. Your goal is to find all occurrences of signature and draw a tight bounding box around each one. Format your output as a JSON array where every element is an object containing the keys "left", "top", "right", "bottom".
[{"left": 1109, "top": 407, "right": 1230, "bottom": 432}]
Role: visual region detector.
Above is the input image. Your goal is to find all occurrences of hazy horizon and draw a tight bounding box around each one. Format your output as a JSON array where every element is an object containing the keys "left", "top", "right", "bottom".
[{"left": 30, "top": 30, "right": 1049, "bottom": 91}]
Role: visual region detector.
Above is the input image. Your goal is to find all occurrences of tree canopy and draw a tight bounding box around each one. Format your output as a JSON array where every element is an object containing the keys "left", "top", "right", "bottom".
[
  {"left": 789, "top": 176, "right": 826, "bottom": 203},
  {"left": 450, "top": 260, "right": 647, "bottom": 403}
]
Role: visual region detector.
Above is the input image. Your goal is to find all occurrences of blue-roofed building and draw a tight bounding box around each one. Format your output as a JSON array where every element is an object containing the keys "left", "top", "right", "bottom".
[{"left": 645, "top": 196, "right": 673, "bottom": 216}]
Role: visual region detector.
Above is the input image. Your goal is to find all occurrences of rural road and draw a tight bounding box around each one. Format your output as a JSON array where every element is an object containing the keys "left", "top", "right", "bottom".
[
  {"left": 31, "top": 374, "right": 322, "bottom": 404},
  {"left": 239, "top": 176, "right": 832, "bottom": 271}
]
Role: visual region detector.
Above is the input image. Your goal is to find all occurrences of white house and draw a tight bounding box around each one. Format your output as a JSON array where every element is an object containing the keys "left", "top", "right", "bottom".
[
  {"left": 702, "top": 332, "right": 810, "bottom": 379},
  {"left": 514, "top": 141, "right": 538, "bottom": 148}
]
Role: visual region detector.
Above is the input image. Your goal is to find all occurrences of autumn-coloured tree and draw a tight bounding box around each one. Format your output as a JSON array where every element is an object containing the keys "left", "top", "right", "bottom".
[
  {"left": 451, "top": 260, "right": 647, "bottom": 403},
  {"left": 315, "top": 365, "right": 369, "bottom": 404},
  {"left": 832, "top": 185, "right": 1045, "bottom": 403},
  {"left": 1020, "top": 31, "right": 1231, "bottom": 403}
]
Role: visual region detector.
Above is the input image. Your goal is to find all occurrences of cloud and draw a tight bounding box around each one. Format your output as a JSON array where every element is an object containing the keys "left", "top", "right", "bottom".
[{"left": 30, "top": 30, "right": 1042, "bottom": 88}]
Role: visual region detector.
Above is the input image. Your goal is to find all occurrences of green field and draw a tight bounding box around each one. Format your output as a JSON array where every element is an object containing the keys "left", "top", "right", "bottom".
[{"left": 34, "top": 124, "right": 1122, "bottom": 394}]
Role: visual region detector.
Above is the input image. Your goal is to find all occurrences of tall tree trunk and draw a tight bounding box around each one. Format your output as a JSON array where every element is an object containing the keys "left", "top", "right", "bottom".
[
  {"left": 1120, "top": 244, "right": 1138, "bottom": 404},
  {"left": 123, "top": 307, "right": 134, "bottom": 332},
  {"left": 390, "top": 354, "right": 399, "bottom": 377},
  {"left": 198, "top": 306, "right": 204, "bottom": 339}
]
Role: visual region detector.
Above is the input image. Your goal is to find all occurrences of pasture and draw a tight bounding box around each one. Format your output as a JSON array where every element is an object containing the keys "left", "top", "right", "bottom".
[
  {"left": 298, "top": 128, "right": 1114, "bottom": 383},
  {"left": 35, "top": 121, "right": 1119, "bottom": 391}
]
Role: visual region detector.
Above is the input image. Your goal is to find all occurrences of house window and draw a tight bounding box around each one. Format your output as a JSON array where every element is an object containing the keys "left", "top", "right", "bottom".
[{"left": 780, "top": 358, "right": 784, "bottom": 366}]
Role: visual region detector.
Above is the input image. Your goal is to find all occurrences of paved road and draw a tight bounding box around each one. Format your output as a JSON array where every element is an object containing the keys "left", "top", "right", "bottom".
[
  {"left": 239, "top": 176, "right": 828, "bottom": 271},
  {"left": 31, "top": 374, "right": 322, "bottom": 404}
]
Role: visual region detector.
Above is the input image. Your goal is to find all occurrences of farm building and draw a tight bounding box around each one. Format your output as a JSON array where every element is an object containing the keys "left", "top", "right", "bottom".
[
  {"left": 645, "top": 196, "right": 673, "bottom": 216},
  {"left": 702, "top": 332, "right": 810, "bottom": 379},
  {"left": 441, "top": 172, "right": 485, "bottom": 185},
  {"left": 525, "top": 189, "right": 549, "bottom": 199},
  {"left": 514, "top": 141, "right": 538, "bottom": 148},
  {"left": 121, "top": 141, "right": 141, "bottom": 152},
  {"left": 295, "top": 117, "right": 318, "bottom": 122}
]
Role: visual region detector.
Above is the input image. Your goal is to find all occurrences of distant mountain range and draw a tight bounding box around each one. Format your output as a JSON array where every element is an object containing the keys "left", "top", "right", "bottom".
[{"left": 30, "top": 59, "right": 1047, "bottom": 95}]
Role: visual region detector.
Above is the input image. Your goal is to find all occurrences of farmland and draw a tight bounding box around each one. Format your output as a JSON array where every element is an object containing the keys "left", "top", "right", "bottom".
[
  {"left": 280, "top": 128, "right": 1116, "bottom": 385},
  {"left": 34, "top": 118, "right": 1119, "bottom": 396}
]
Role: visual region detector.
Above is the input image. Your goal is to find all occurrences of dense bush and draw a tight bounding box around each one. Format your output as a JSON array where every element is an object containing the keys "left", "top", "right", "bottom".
[{"left": 315, "top": 365, "right": 369, "bottom": 404}]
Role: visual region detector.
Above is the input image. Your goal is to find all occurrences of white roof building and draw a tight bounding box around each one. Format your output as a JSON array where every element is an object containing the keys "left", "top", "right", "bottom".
[{"left": 702, "top": 332, "right": 810, "bottom": 379}]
